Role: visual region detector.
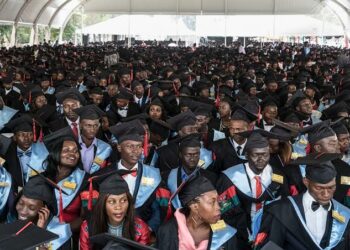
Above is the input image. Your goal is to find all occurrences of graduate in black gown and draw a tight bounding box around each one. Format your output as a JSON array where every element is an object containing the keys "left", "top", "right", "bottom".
[
  {"left": 210, "top": 105, "right": 257, "bottom": 174},
  {"left": 108, "top": 120, "right": 170, "bottom": 234},
  {"left": 166, "top": 134, "right": 217, "bottom": 210},
  {"left": 216, "top": 129, "right": 290, "bottom": 249},
  {"left": 157, "top": 174, "right": 238, "bottom": 250},
  {"left": 156, "top": 110, "right": 199, "bottom": 179},
  {"left": 256, "top": 158, "right": 350, "bottom": 250},
  {"left": 285, "top": 120, "right": 350, "bottom": 208}
]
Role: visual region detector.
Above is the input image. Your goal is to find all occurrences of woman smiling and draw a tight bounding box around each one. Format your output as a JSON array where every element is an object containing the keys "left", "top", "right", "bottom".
[{"left": 79, "top": 173, "right": 150, "bottom": 249}]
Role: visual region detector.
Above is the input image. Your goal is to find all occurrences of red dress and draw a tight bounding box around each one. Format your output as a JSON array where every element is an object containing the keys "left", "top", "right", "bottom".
[
  {"left": 79, "top": 217, "right": 151, "bottom": 250},
  {"left": 62, "top": 195, "right": 81, "bottom": 223}
]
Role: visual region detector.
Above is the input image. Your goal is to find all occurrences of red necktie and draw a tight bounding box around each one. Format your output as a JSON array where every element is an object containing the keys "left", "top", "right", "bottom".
[
  {"left": 255, "top": 176, "right": 262, "bottom": 211},
  {"left": 72, "top": 122, "right": 78, "bottom": 139}
]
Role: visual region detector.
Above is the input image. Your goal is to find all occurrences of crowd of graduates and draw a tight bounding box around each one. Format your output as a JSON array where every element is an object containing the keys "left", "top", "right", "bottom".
[{"left": 0, "top": 41, "right": 350, "bottom": 249}]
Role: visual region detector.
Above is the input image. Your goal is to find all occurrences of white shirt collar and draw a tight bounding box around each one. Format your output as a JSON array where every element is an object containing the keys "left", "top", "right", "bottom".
[
  {"left": 134, "top": 96, "right": 142, "bottom": 102},
  {"left": 118, "top": 160, "right": 138, "bottom": 171},
  {"left": 17, "top": 146, "right": 32, "bottom": 153},
  {"left": 66, "top": 117, "right": 80, "bottom": 126},
  {"left": 245, "top": 163, "right": 273, "bottom": 183},
  {"left": 5, "top": 88, "right": 12, "bottom": 95},
  {"left": 232, "top": 138, "right": 247, "bottom": 150},
  {"left": 303, "top": 191, "right": 332, "bottom": 212},
  {"left": 79, "top": 136, "right": 97, "bottom": 148}
]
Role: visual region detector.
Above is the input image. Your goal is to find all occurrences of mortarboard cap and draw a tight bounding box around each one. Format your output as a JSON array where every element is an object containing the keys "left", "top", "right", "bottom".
[
  {"left": 118, "top": 68, "right": 131, "bottom": 76},
  {"left": 28, "top": 85, "right": 45, "bottom": 102},
  {"left": 179, "top": 85, "right": 193, "bottom": 96},
  {"left": 261, "top": 96, "right": 280, "bottom": 109},
  {"left": 149, "top": 118, "right": 171, "bottom": 140},
  {"left": 260, "top": 241, "right": 284, "bottom": 250},
  {"left": 286, "top": 90, "right": 308, "bottom": 108},
  {"left": 193, "top": 80, "right": 212, "bottom": 93},
  {"left": 290, "top": 152, "right": 342, "bottom": 165},
  {"left": 300, "top": 120, "right": 335, "bottom": 144},
  {"left": 73, "top": 104, "right": 105, "bottom": 120},
  {"left": 269, "top": 126, "right": 293, "bottom": 141},
  {"left": 0, "top": 76, "right": 13, "bottom": 84},
  {"left": 244, "top": 132, "right": 268, "bottom": 150},
  {"left": 131, "top": 80, "right": 143, "bottom": 91},
  {"left": 0, "top": 220, "right": 58, "bottom": 250},
  {"left": 291, "top": 153, "right": 338, "bottom": 184},
  {"left": 90, "top": 233, "right": 157, "bottom": 250},
  {"left": 149, "top": 97, "right": 164, "bottom": 108},
  {"left": 238, "top": 129, "right": 290, "bottom": 150},
  {"left": 179, "top": 133, "right": 201, "bottom": 151},
  {"left": 5, "top": 114, "right": 39, "bottom": 133},
  {"left": 272, "top": 118, "right": 301, "bottom": 137},
  {"left": 43, "top": 126, "right": 78, "bottom": 151},
  {"left": 331, "top": 121, "right": 349, "bottom": 135},
  {"left": 178, "top": 174, "right": 216, "bottom": 206},
  {"left": 218, "top": 85, "right": 234, "bottom": 98},
  {"left": 281, "top": 110, "right": 301, "bottom": 123},
  {"left": 99, "top": 173, "right": 130, "bottom": 196},
  {"left": 321, "top": 101, "right": 350, "bottom": 120},
  {"left": 109, "top": 119, "right": 145, "bottom": 143},
  {"left": 89, "top": 87, "right": 103, "bottom": 96},
  {"left": 22, "top": 175, "right": 57, "bottom": 215},
  {"left": 115, "top": 87, "right": 133, "bottom": 100},
  {"left": 55, "top": 88, "right": 86, "bottom": 105},
  {"left": 122, "top": 113, "right": 149, "bottom": 125},
  {"left": 26, "top": 165, "right": 69, "bottom": 223},
  {"left": 231, "top": 104, "right": 258, "bottom": 123},
  {"left": 167, "top": 110, "right": 197, "bottom": 131},
  {"left": 187, "top": 100, "right": 213, "bottom": 117}
]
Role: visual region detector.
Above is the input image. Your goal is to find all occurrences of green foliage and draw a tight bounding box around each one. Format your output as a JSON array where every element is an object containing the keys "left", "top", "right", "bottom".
[
  {"left": 16, "top": 26, "right": 31, "bottom": 44},
  {"left": 51, "top": 28, "right": 60, "bottom": 42},
  {"left": 63, "top": 13, "right": 81, "bottom": 42},
  {"left": 0, "top": 25, "right": 11, "bottom": 45}
]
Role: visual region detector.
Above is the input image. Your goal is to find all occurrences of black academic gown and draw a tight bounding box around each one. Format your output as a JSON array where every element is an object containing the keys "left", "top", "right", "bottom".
[
  {"left": 284, "top": 163, "right": 307, "bottom": 195},
  {"left": 106, "top": 102, "right": 140, "bottom": 124},
  {"left": 332, "top": 158, "right": 350, "bottom": 208},
  {"left": 258, "top": 195, "right": 350, "bottom": 250},
  {"left": 157, "top": 217, "right": 238, "bottom": 250},
  {"left": 210, "top": 138, "right": 246, "bottom": 174},
  {"left": 166, "top": 166, "right": 218, "bottom": 193},
  {"left": 91, "top": 162, "right": 169, "bottom": 233},
  {"left": 48, "top": 116, "right": 69, "bottom": 132},
  {"left": 285, "top": 158, "right": 350, "bottom": 208},
  {"left": 156, "top": 141, "right": 180, "bottom": 180},
  {"left": 4, "top": 142, "right": 25, "bottom": 193},
  {"left": 269, "top": 153, "right": 285, "bottom": 170},
  {"left": 1, "top": 90, "right": 22, "bottom": 111},
  {"left": 216, "top": 163, "right": 289, "bottom": 249}
]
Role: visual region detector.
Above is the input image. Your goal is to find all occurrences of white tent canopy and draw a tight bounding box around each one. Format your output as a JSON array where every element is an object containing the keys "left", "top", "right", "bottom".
[
  {"left": 79, "top": 15, "right": 195, "bottom": 36},
  {"left": 79, "top": 14, "right": 344, "bottom": 38},
  {"left": 196, "top": 15, "right": 344, "bottom": 36},
  {"left": 0, "top": 0, "right": 348, "bottom": 30},
  {"left": 0, "top": 0, "right": 349, "bottom": 46}
]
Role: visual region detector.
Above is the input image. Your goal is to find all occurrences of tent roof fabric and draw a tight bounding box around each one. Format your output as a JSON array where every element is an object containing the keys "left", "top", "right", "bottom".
[
  {"left": 0, "top": 0, "right": 348, "bottom": 33},
  {"left": 79, "top": 14, "right": 344, "bottom": 37}
]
